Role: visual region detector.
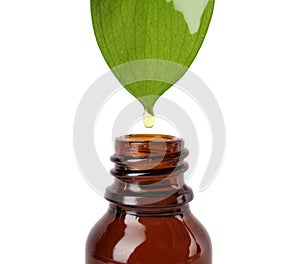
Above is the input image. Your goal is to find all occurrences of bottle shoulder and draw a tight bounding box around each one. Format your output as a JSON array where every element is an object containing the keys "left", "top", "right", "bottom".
[{"left": 86, "top": 210, "right": 211, "bottom": 264}]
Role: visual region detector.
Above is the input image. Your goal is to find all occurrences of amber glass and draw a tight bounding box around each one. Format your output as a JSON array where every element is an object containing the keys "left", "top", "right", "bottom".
[{"left": 86, "top": 134, "right": 212, "bottom": 264}]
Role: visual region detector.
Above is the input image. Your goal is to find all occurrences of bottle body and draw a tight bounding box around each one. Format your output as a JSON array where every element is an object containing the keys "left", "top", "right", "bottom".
[{"left": 86, "top": 204, "right": 212, "bottom": 264}]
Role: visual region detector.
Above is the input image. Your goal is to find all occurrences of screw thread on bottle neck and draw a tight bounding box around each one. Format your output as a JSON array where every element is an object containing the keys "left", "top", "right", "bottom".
[{"left": 105, "top": 134, "right": 194, "bottom": 208}]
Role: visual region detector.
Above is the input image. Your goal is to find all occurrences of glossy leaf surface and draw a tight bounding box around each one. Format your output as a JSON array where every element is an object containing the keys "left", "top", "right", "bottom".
[{"left": 91, "top": 0, "right": 214, "bottom": 115}]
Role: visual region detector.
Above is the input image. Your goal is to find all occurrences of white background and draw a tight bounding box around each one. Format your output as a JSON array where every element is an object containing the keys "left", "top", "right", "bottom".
[{"left": 1, "top": 0, "right": 300, "bottom": 263}]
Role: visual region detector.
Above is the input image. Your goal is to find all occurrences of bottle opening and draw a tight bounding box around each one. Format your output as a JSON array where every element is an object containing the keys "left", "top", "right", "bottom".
[
  {"left": 117, "top": 134, "right": 177, "bottom": 142},
  {"left": 114, "top": 134, "right": 184, "bottom": 158}
]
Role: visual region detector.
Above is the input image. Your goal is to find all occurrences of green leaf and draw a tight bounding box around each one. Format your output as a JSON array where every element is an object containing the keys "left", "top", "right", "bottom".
[{"left": 91, "top": 0, "right": 214, "bottom": 118}]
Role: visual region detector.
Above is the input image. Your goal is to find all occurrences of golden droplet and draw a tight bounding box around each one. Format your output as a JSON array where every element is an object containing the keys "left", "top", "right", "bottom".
[{"left": 143, "top": 110, "right": 155, "bottom": 128}]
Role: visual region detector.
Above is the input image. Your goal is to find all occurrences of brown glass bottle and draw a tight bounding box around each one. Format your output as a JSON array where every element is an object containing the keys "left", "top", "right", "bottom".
[{"left": 86, "top": 134, "right": 212, "bottom": 264}]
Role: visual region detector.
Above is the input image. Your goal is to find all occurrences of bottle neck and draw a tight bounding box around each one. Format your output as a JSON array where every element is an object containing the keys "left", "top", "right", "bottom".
[
  {"left": 108, "top": 203, "right": 192, "bottom": 217},
  {"left": 105, "top": 134, "right": 194, "bottom": 210}
]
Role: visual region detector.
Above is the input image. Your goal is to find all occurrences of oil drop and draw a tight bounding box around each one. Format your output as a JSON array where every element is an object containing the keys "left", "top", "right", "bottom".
[{"left": 143, "top": 110, "right": 155, "bottom": 128}]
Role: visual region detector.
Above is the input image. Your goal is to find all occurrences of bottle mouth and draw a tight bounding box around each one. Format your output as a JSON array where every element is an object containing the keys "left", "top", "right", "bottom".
[
  {"left": 114, "top": 134, "right": 184, "bottom": 157},
  {"left": 116, "top": 134, "right": 178, "bottom": 142}
]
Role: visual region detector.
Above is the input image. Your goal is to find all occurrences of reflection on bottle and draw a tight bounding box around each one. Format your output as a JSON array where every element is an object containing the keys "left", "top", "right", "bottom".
[{"left": 113, "top": 215, "right": 146, "bottom": 263}]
